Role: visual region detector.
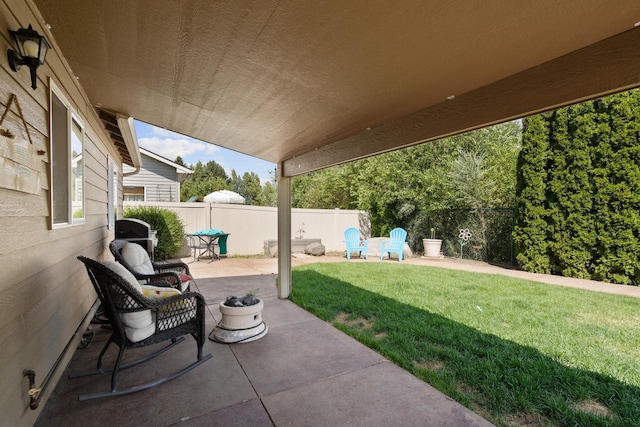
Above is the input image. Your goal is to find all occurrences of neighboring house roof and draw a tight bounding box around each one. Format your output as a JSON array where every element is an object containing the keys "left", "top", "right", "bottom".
[{"left": 35, "top": 1, "right": 640, "bottom": 177}]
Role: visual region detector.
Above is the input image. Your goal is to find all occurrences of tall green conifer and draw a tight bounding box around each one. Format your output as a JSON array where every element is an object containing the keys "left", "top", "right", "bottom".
[
  {"left": 515, "top": 89, "right": 640, "bottom": 284},
  {"left": 514, "top": 115, "right": 551, "bottom": 273}
]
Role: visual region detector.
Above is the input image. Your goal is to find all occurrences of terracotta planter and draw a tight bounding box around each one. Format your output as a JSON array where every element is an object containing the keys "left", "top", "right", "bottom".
[{"left": 423, "top": 239, "right": 442, "bottom": 257}]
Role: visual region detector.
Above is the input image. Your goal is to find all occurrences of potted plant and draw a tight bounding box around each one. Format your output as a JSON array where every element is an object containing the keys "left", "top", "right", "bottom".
[{"left": 422, "top": 227, "right": 442, "bottom": 258}]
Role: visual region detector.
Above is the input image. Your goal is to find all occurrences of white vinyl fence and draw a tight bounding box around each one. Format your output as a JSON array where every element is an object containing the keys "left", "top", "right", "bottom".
[{"left": 124, "top": 202, "right": 370, "bottom": 256}]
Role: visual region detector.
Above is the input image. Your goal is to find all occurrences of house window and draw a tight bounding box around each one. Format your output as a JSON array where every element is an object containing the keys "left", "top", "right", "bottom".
[
  {"left": 124, "top": 186, "right": 145, "bottom": 201},
  {"left": 71, "top": 119, "right": 83, "bottom": 220},
  {"left": 50, "top": 83, "right": 84, "bottom": 227},
  {"left": 108, "top": 158, "right": 118, "bottom": 228}
]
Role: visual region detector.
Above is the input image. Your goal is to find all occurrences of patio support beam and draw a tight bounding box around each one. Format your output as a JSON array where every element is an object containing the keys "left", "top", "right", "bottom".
[
  {"left": 277, "top": 165, "right": 292, "bottom": 298},
  {"left": 282, "top": 26, "right": 640, "bottom": 177}
]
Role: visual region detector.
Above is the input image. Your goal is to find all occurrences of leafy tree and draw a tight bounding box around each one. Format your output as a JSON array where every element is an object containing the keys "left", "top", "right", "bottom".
[
  {"left": 477, "top": 123, "right": 521, "bottom": 207},
  {"left": 257, "top": 180, "right": 278, "bottom": 206},
  {"left": 357, "top": 122, "right": 520, "bottom": 244},
  {"left": 180, "top": 160, "right": 229, "bottom": 201},
  {"left": 447, "top": 150, "right": 493, "bottom": 254},
  {"left": 448, "top": 150, "right": 492, "bottom": 209},
  {"left": 229, "top": 169, "right": 240, "bottom": 187},
  {"left": 174, "top": 156, "right": 187, "bottom": 167},
  {"left": 229, "top": 170, "right": 247, "bottom": 199},
  {"left": 180, "top": 161, "right": 278, "bottom": 206},
  {"left": 353, "top": 148, "right": 439, "bottom": 238},
  {"left": 290, "top": 121, "right": 521, "bottom": 249},
  {"left": 292, "top": 164, "right": 358, "bottom": 209},
  {"left": 227, "top": 170, "right": 265, "bottom": 205},
  {"left": 411, "top": 124, "right": 520, "bottom": 256},
  {"left": 241, "top": 172, "right": 262, "bottom": 205}
]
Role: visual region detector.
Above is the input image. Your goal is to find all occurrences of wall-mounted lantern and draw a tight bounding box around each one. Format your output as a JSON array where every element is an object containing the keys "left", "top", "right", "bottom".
[{"left": 7, "top": 24, "right": 51, "bottom": 90}]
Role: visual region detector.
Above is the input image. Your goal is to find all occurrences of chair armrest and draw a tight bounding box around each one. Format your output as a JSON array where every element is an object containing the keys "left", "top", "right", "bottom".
[
  {"left": 144, "top": 291, "right": 203, "bottom": 310},
  {"left": 132, "top": 271, "right": 183, "bottom": 289},
  {"left": 153, "top": 261, "right": 191, "bottom": 276},
  {"left": 150, "top": 292, "right": 206, "bottom": 335},
  {"left": 144, "top": 280, "right": 173, "bottom": 288},
  {"left": 137, "top": 288, "right": 203, "bottom": 310}
]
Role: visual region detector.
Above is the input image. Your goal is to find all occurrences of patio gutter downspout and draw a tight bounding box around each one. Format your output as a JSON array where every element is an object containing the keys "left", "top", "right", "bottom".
[{"left": 117, "top": 115, "right": 142, "bottom": 177}]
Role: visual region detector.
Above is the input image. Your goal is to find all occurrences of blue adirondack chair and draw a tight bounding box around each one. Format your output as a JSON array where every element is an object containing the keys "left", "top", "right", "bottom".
[
  {"left": 380, "top": 227, "right": 408, "bottom": 262},
  {"left": 344, "top": 227, "right": 369, "bottom": 260}
]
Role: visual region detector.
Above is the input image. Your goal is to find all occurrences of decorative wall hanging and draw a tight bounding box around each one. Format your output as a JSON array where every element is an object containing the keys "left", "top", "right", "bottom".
[{"left": 0, "top": 94, "right": 43, "bottom": 194}]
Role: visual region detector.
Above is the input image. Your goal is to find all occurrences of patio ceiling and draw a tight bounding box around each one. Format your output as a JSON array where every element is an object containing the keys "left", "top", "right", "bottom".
[{"left": 32, "top": 0, "right": 640, "bottom": 176}]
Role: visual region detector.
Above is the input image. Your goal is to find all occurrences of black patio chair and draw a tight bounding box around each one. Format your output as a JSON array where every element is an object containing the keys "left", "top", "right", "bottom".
[
  {"left": 109, "top": 239, "right": 193, "bottom": 291},
  {"left": 72, "top": 256, "right": 211, "bottom": 401}
]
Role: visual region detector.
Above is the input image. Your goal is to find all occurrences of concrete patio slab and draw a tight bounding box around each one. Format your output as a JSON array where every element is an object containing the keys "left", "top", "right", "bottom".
[
  {"left": 180, "top": 399, "right": 273, "bottom": 426},
  {"left": 259, "top": 295, "right": 319, "bottom": 328},
  {"left": 228, "top": 307, "right": 386, "bottom": 396},
  {"left": 194, "top": 273, "right": 279, "bottom": 307},
  {"left": 38, "top": 255, "right": 556, "bottom": 427},
  {"left": 37, "top": 314, "right": 258, "bottom": 427},
  {"left": 263, "top": 361, "right": 493, "bottom": 427},
  {"left": 37, "top": 253, "right": 640, "bottom": 426}
]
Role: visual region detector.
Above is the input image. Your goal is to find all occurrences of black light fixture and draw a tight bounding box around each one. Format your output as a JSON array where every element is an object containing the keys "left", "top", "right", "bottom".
[{"left": 7, "top": 24, "right": 51, "bottom": 90}]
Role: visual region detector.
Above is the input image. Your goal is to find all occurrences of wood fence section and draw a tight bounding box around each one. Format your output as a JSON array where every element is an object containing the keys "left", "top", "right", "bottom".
[{"left": 124, "top": 202, "right": 369, "bottom": 255}]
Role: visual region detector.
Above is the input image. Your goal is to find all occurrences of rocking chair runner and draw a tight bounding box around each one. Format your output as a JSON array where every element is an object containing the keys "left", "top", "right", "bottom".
[
  {"left": 110, "top": 239, "right": 192, "bottom": 291},
  {"left": 73, "top": 256, "right": 212, "bottom": 401}
]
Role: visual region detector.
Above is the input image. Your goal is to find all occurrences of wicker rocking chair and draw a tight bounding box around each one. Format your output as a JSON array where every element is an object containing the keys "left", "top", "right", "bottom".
[
  {"left": 109, "top": 239, "right": 192, "bottom": 291},
  {"left": 72, "top": 256, "right": 212, "bottom": 401}
]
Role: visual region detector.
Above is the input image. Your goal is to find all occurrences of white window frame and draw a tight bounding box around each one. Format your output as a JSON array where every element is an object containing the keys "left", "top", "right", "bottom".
[
  {"left": 123, "top": 185, "right": 147, "bottom": 202},
  {"left": 50, "top": 80, "right": 85, "bottom": 228}
]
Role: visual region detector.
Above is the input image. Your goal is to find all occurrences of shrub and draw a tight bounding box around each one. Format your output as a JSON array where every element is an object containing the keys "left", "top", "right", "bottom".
[{"left": 123, "top": 206, "right": 185, "bottom": 260}]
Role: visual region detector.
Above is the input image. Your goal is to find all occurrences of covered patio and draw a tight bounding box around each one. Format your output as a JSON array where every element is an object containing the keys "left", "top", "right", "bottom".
[
  {"left": 3, "top": 1, "right": 640, "bottom": 425},
  {"left": 29, "top": 0, "right": 640, "bottom": 299},
  {"left": 36, "top": 257, "right": 492, "bottom": 426}
]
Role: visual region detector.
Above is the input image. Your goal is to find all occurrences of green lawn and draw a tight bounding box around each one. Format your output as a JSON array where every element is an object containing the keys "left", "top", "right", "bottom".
[{"left": 290, "top": 263, "right": 640, "bottom": 427}]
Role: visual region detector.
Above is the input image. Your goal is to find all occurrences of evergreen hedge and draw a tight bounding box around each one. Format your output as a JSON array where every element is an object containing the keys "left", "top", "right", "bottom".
[{"left": 514, "top": 90, "right": 640, "bottom": 285}]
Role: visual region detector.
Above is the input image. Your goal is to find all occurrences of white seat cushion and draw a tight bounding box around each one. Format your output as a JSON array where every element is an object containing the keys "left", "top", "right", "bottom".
[
  {"left": 120, "top": 242, "right": 155, "bottom": 275},
  {"left": 141, "top": 285, "right": 186, "bottom": 315},
  {"left": 121, "top": 242, "right": 190, "bottom": 290},
  {"left": 102, "top": 261, "right": 155, "bottom": 342}
]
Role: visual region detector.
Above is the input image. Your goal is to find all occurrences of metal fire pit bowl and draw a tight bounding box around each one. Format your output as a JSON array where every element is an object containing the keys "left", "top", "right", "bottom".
[{"left": 210, "top": 298, "right": 268, "bottom": 344}]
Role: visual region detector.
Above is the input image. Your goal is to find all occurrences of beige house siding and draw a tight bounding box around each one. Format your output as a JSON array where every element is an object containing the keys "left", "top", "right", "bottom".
[{"left": 0, "top": 3, "right": 124, "bottom": 425}]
